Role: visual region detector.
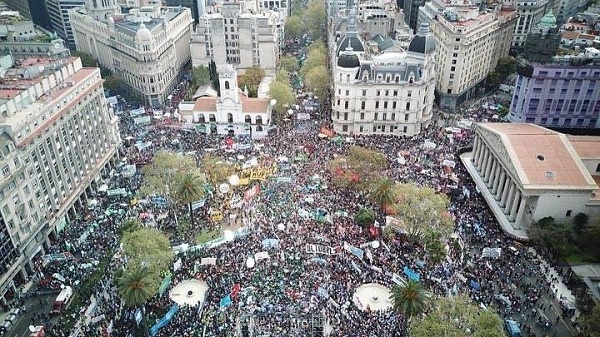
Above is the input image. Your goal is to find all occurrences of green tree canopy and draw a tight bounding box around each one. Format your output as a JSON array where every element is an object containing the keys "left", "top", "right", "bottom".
[
  {"left": 304, "top": 0, "right": 326, "bottom": 41},
  {"left": 138, "top": 151, "right": 199, "bottom": 200},
  {"left": 300, "top": 44, "right": 327, "bottom": 79},
  {"left": 192, "top": 65, "right": 211, "bottom": 87},
  {"left": 304, "top": 65, "right": 329, "bottom": 100},
  {"left": 355, "top": 208, "right": 375, "bottom": 228},
  {"left": 528, "top": 217, "right": 575, "bottom": 259},
  {"left": 392, "top": 183, "right": 453, "bottom": 242},
  {"left": 269, "top": 80, "right": 295, "bottom": 121},
  {"left": 284, "top": 15, "right": 303, "bottom": 40},
  {"left": 201, "top": 154, "right": 238, "bottom": 186},
  {"left": 120, "top": 218, "right": 142, "bottom": 237},
  {"left": 410, "top": 295, "right": 504, "bottom": 337},
  {"left": 581, "top": 304, "right": 600, "bottom": 337},
  {"left": 390, "top": 279, "right": 432, "bottom": 320},
  {"left": 117, "top": 266, "right": 156, "bottom": 337},
  {"left": 369, "top": 178, "right": 397, "bottom": 210},
  {"left": 174, "top": 173, "right": 205, "bottom": 225},
  {"left": 121, "top": 228, "right": 173, "bottom": 281},
  {"left": 280, "top": 55, "right": 299, "bottom": 73},
  {"left": 239, "top": 67, "right": 266, "bottom": 97},
  {"left": 327, "top": 146, "right": 388, "bottom": 191}
]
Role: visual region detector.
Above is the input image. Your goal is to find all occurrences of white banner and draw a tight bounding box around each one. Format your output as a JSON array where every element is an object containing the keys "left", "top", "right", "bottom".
[
  {"left": 482, "top": 247, "right": 501, "bottom": 259},
  {"left": 306, "top": 244, "right": 337, "bottom": 255},
  {"left": 173, "top": 258, "right": 182, "bottom": 271},
  {"left": 391, "top": 273, "right": 404, "bottom": 285},
  {"left": 442, "top": 159, "right": 456, "bottom": 168},
  {"left": 254, "top": 251, "right": 270, "bottom": 260},
  {"left": 200, "top": 257, "right": 217, "bottom": 266}
]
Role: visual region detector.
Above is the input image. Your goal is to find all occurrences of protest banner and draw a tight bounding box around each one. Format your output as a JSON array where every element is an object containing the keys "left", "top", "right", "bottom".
[
  {"left": 254, "top": 251, "right": 270, "bottom": 260},
  {"left": 306, "top": 244, "right": 337, "bottom": 255},
  {"left": 343, "top": 242, "right": 364, "bottom": 259},
  {"left": 200, "top": 257, "right": 217, "bottom": 266}
]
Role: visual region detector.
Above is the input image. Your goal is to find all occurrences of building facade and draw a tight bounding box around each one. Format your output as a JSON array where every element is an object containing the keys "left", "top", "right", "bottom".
[
  {"left": 0, "top": 55, "right": 120, "bottom": 303},
  {"left": 46, "top": 0, "right": 85, "bottom": 49},
  {"left": 419, "top": 0, "right": 517, "bottom": 110},
  {"left": 509, "top": 54, "right": 600, "bottom": 128},
  {"left": 462, "top": 123, "right": 600, "bottom": 239},
  {"left": 190, "top": 1, "right": 282, "bottom": 73},
  {"left": 523, "top": 10, "right": 561, "bottom": 64},
  {"left": 403, "top": 0, "right": 424, "bottom": 33},
  {"left": 178, "top": 64, "right": 274, "bottom": 139},
  {"left": 70, "top": 1, "right": 193, "bottom": 106},
  {"left": 330, "top": 3, "right": 436, "bottom": 137},
  {"left": 502, "top": 0, "right": 550, "bottom": 54}
]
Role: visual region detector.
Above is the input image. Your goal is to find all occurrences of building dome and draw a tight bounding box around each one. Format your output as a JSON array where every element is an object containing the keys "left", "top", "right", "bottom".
[
  {"left": 540, "top": 10, "right": 557, "bottom": 29},
  {"left": 337, "top": 35, "right": 364, "bottom": 56},
  {"left": 408, "top": 23, "right": 435, "bottom": 54},
  {"left": 337, "top": 49, "right": 360, "bottom": 68},
  {"left": 136, "top": 23, "right": 153, "bottom": 41}
]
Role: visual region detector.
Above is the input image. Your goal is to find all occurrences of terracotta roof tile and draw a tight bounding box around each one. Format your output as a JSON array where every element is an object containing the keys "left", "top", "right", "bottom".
[{"left": 193, "top": 97, "right": 217, "bottom": 111}]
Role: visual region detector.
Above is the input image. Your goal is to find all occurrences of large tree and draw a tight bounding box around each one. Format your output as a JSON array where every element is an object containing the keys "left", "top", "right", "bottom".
[
  {"left": 284, "top": 16, "right": 303, "bottom": 40},
  {"left": 121, "top": 228, "right": 173, "bottom": 281},
  {"left": 581, "top": 304, "right": 600, "bottom": 337},
  {"left": 528, "top": 217, "right": 574, "bottom": 259},
  {"left": 117, "top": 266, "right": 156, "bottom": 337},
  {"left": 392, "top": 183, "right": 454, "bottom": 242},
  {"left": 239, "top": 67, "right": 266, "bottom": 97},
  {"left": 280, "top": 56, "right": 298, "bottom": 73},
  {"left": 269, "top": 80, "right": 295, "bottom": 121},
  {"left": 304, "top": 0, "right": 326, "bottom": 41},
  {"left": 369, "top": 178, "right": 397, "bottom": 211},
  {"left": 201, "top": 154, "right": 239, "bottom": 186},
  {"left": 138, "top": 151, "right": 198, "bottom": 201},
  {"left": 328, "top": 146, "right": 388, "bottom": 191},
  {"left": 304, "top": 65, "right": 329, "bottom": 101},
  {"left": 174, "top": 173, "right": 205, "bottom": 226},
  {"left": 390, "top": 280, "right": 432, "bottom": 320},
  {"left": 410, "top": 295, "right": 504, "bottom": 337},
  {"left": 192, "top": 65, "right": 211, "bottom": 87},
  {"left": 300, "top": 43, "right": 327, "bottom": 80}
]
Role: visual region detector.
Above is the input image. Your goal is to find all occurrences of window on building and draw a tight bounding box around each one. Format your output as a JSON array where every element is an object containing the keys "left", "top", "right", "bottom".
[
  {"left": 361, "top": 101, "right": 366, "bottom": 110},
  {"left": 342, "top": 125, "right": 348, "bottom": 132},
  {"left": 375, "top": 102, "right": 379, "bottom": 109},
  {"left": 360, "top": 113, "right": 364, "bottom": 120},
  {"left": 566, "top": 210, "right": 572, "bottom": 217},
  {"left": 344, "top": 101, "right": 349, "bottom": 109}
]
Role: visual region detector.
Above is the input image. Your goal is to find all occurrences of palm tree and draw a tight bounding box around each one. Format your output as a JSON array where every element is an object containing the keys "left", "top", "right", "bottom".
[
  {"left": 174, "top": 173, "right": 205, "bottom": 226},
  {"left": 369, "top": 178, "right": 397, "bottom": 212},
  {"left": 390, "top": 279, "right": 432, "bottom": 321},
  {"left": 117, "top": 266, "right": 156, "bottom": 337}
]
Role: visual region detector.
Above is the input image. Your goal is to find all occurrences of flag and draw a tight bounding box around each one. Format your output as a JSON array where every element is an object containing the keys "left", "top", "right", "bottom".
[{"left": 219, "top": 295, "right": 232, "bottom": 308}]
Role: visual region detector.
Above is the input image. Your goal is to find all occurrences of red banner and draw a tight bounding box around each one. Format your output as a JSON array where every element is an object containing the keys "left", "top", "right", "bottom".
[
  {"left": 320, "top": 127, "right": 335, "bottom": 138},
  {"left": 243, "top": 185, "right": 260, "bottom": 201}
]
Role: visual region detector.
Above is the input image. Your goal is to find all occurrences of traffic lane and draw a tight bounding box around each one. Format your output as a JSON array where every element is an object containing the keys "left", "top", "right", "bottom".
[{"left": 7, "top": 293, "right": 55, "bottom": 337}]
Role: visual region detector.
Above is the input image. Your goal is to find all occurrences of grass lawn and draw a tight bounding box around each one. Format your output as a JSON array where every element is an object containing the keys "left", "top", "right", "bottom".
[{"left": 195, "top": 228, "right": 222, "bottom": 244}]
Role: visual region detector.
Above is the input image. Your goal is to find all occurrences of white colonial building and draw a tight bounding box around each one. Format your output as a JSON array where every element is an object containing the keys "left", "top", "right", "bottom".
[
  {"left": 190, "top": 1, "right": 282, "bottom": 73},
  {"left": 178, "top": 65, "right": 273, "bottom": 139},
  {"left": 462, "top": 123, "right": 600, "bottom": 240},
  {"left": 69, "top": 0, "right": 193, "bottom": 106},
  {"left": 330, "top": 6, "right": 436, "bottom": 136}
]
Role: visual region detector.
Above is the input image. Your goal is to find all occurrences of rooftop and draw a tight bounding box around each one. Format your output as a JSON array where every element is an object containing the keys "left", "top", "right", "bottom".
[
  {"left": 0, "top": 57, "right": 73, "bottom": 100},
  {"left": 478, "top": 123, "right": 598, "bottom": 189}
]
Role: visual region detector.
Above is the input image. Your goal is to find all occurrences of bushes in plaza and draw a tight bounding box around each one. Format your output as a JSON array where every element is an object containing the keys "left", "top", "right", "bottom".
[{"left": 355, "top": 208, "right": 375, "bottom": 228}]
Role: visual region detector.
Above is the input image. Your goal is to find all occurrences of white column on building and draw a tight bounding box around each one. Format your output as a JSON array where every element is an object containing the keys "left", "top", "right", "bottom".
[
  {"left": 472, "top": 138, "right": 480, "bottom": 166},
  {"left": 504, "top": 182, "right": 516, "bottom": 214},
  {"left": 492, "top": 167, "right": 503, "bottom": 195},
  {"left": 494, "top": 170, "right": 506, "bottom": 200},
  {"left": 500, "top": 177, "right": 511, "bottom": 207},
  {"left": 509, "top": 190, "right": 521, "bottom": 221},
  {"left": 484, "top": 156, "right": 495, "bottom": 183},
  {"left": 477, "top": 145, "right": 487, "bottom": 172},
  {"left": 514, "top": 197, "right": 527, "bottom": 228}
]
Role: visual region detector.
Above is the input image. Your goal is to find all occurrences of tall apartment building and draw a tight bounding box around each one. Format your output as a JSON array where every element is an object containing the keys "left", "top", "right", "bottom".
[
  {"left": 0, "top": 55, "right": 120, "bottom": 303},
  {"left": 190, "top": 1, "right": 282, "bottom": 73},
  {"left": 403, "top": 0, "right": 424, "bottom": 33},
  {"left": 0, "top": 12, "right": 70, "bottom": 59},
  {"left": 70, "top": 1, "right": 193, "bottom": 106},
  {"left": 419, "top": 0, "right": 517, "bottom": 110},
  {"left": 555, "top": 0, "right": 588, "bottom": 24},
  {"left": 46, "top": 0, "right": 86, "bottom": 49},
  {"left": 509, "top": 51, "right": 600, "bottom": 128},
  {"left": 330, "top": 3, "right": 436, "bottom": 136},
  {"left": 3, "top": 0, "right": 51, "bottom": 29},
  {"left": 502, "top": 0, "right": 550, "bottom": 54}
]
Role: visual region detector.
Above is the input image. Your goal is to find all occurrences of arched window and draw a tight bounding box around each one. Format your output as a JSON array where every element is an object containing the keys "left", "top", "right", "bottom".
[
  {"left": 198, "top": 114, "right": 206, "bottom": 123},
  {"left": 225, "top": 81, "right": 230, "bottom": 89},
  {"left": 346, "top": 74, "right": 350, "bottom": 82},
  {"left": 255, "top": 125, "right": 263, "bottom": 132},
  {"left": 209, "top": 114, "right": 216, "bottom": 122},
  {"left": 244, "top": 115, "right": 252, "bottom": 123},
  {"left": 255, "top": 116, "right": 263, "bottom": 125},
  {"left": 227, "top": 113, "right": 233, "bottom": 123}
]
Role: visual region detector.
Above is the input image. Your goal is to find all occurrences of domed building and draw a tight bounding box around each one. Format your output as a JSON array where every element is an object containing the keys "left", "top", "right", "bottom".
[
  {"left": 523, "top": 10, "right": 561, "bottom": 64},
  {"left": 331, "top": 12, "right": 436, "bottom": 136},
  {"left": 69, "top": 2, "right": 193, "bottom": 107}
]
